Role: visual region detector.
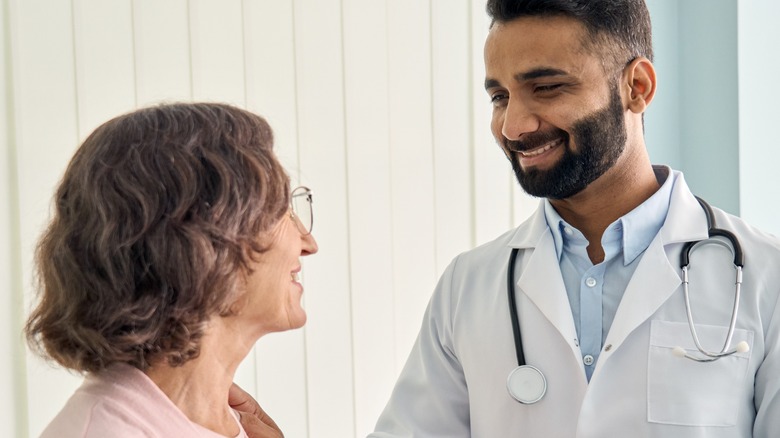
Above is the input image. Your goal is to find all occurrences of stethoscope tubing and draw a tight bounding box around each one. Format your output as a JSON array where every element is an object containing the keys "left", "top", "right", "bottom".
[
  {"left": 506, "top": 195, "right": 747, "bottom": 402},
  {"left": 678, "top": 196, "right": 745, "bottom": 362},
  {"left": 507, "top": 247, "right": 525, "bottom": 366},
  {"left": 681, "top": 196, "right": 744, "bottom": 267},
  {"left": 506, "top": 246, "right": 547, "bottom": 404}
]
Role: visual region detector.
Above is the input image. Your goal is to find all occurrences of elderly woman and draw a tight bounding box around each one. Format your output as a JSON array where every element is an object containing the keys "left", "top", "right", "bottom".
[{"left": 25, "top": 103, "right": 317, "bottom": 437}]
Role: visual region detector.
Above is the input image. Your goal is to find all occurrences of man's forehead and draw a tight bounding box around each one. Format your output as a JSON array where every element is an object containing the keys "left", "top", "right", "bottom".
[
  {"left": 484, "top": 16, "right": 594, "bottom": 81},
  {"left": 488, "top": 15, "right": 588, "bottom": 39}
]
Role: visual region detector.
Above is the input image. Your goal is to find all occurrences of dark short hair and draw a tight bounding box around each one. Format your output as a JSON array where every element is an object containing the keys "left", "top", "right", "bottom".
[
  {"left": 25, "top": 103, "right": 290, "bottom": 373},
  {"left": 486, "top": 0, "right": 653, "bottom": 68}
]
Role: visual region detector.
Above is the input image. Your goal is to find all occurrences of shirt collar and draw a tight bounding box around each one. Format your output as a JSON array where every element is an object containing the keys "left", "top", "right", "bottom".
[{"left": 542, "top": 165, "right": 675, "bottom": 265}]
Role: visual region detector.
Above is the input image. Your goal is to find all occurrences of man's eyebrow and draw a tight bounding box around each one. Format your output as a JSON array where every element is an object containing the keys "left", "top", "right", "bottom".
[
  {"left": 516, "top": 68, "right": 569, "bottom": 81},
  {"left": 484, "top": 78, "right": 501, "bottom": 90}
]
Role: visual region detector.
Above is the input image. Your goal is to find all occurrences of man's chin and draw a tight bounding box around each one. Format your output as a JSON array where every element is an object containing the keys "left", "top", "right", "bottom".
[{"left": 514, "top": 167, "right": 579, "bottom": 199}]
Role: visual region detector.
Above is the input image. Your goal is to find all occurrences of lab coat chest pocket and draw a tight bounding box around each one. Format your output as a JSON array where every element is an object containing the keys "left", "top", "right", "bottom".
[{"left": 647, "top": 320, "right": 753, "bottom": 427}]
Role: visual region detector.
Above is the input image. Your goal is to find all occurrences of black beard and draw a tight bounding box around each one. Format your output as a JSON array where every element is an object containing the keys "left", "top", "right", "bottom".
[{"left": 506, "top": 84, "right": 627, "bottom": 199}]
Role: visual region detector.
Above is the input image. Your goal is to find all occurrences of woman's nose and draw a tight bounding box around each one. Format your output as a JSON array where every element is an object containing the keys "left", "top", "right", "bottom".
[{"left": 301, "top": 232, "right": 318, "bottom": 256}]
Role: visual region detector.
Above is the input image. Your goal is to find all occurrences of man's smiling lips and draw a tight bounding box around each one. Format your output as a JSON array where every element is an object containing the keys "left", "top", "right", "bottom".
[
  {"left": 510, "top": 138, "right": 564, "bottom": 157},
  {"left": 507, "top": 138, "right": 565, "bottom": 169},
  {"left": 518, "top": 138, "right": 563, "bottom": 158}
]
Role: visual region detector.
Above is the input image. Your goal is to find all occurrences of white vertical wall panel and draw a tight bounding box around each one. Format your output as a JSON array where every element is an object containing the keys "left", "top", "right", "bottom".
[
  {"left": 243, "top": 0, "right": 300, "bottom": 175},
  {"left": 12, "top": 0, "right": 82, "bottom": 436},
  {"left": 189, "top": 0, "right": 245, "bottom": 105},
  {"left": 387, "top": 0, "right": 439, "bottom": 372},
  {"left": 468, "top": 0, "right": 541, "bottom": 236},
  {"left": 250, "top": 331, "right": 309, "bottom": 438},
  {"left": 188, "top": 0, "right": 258, "bottom": 392},
  {"left": 293, "top": 0, "right": 356, "bottom": 436},
  {"left": 431, "top": 0, "right": 473, "bottom": 274},
  {"left": 1, "top": 0, "right": 25, "bottom": 435},
  {"left": 72, "top": 0, "right": 136, "bottom": 138},
  {"left": 470, "top": 0, "right": 513, "bottom": 246},
  {"left": 512, "top": 182, "right": 537, "bottom": 226},
  {"left": 243, "top": 2, "right": 309, "bottom": 437},
  {"left": 132, "top": 0, "right": 192, "bottom": 105},
  {"left": 342, "top": 1, "right": 395, "bottom": 436}
]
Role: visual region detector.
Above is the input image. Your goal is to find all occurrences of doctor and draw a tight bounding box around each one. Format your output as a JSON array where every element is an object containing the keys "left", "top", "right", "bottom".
[{"left": 370, "top": 0, "right": 780, "bottom": 436}]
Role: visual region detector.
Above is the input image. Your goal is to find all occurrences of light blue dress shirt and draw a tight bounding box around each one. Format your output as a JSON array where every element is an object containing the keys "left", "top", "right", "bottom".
[{"left": 542, "top": 166, "right": 675, "bottom": 381}]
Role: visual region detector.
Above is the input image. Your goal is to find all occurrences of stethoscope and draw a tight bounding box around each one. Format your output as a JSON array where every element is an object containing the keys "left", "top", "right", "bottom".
[{"left": 505, "top": 196, "right": 748, "bottom": 404}]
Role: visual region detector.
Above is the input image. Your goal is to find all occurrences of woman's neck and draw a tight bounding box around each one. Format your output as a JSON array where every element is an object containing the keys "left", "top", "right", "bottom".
[{"left": 145, "top": 318, "right": 252, "bottom": 436}]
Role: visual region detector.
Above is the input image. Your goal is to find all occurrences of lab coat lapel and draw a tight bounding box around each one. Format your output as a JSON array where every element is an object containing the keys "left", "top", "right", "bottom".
[
  {"left": 603, "top": 235, "right": 680, "bottom": 350},
  {"left": 509, "top": 205, "right": 579, "bottom": 361},
  {"left": 516, "top": 231, "right": 578, "bottom": 343},
  {"left": 603, "top": 171, "right": 709, "bottom": 352}
]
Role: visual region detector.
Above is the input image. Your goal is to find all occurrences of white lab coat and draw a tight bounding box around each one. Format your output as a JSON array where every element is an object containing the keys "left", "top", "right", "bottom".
[{"left": 371, "top": 169, "right": 780, "bottom": 437}]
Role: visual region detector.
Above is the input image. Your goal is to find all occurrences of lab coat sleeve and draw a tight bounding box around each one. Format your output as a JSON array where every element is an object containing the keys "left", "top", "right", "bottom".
[
  {"left": 753, "top": 285, "right": 780, "bottom": 437},
  {"left": 369, "top": 257, "right": 470, "bottom": 437}
]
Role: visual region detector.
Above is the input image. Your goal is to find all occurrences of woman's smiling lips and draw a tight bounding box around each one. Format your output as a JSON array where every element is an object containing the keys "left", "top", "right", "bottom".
[{"left": 291, "top": 267, "right": 301, "bottom": 284}]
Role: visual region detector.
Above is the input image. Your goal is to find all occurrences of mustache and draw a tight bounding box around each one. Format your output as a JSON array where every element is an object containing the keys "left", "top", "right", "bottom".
[{"left": 504, "top": 129, "right": 569, "bottom": 152}]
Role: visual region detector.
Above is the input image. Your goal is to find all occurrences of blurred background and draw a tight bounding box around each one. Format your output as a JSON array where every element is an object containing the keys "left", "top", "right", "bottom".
[{"left": 2, "top": 0, "right": 778, "bottom": 437}]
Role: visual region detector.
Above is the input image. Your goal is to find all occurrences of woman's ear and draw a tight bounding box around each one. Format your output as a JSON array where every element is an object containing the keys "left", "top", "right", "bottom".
[{"left": 623, "top": 57, "right": 657, "bottom": 114}]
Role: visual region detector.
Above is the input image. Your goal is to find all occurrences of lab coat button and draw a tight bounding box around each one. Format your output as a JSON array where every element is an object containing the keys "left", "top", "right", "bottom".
[
  {"left": 585, "top": 277, "right": 597, "bottom": 287},
  {"left": 583, "top": 354, "right": 594, "bottom": 366},
  {"left": 604, "top": 344, "right": 613, "bottom": 352}
]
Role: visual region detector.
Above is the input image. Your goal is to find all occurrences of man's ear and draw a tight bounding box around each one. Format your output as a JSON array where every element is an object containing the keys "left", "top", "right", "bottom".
[{"left": 623, "top": 57, "right": 656, "bottom": 114}]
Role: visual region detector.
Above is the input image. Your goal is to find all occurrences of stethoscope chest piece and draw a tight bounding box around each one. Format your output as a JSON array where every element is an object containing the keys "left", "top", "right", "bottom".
[{"left": 507, "top": 365, "right": 547, "bottom": 404}]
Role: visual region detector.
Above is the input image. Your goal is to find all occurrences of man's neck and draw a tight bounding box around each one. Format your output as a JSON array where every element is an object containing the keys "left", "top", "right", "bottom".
[{"left": 549, "top": 161, "right": 660, "bottom": 264}]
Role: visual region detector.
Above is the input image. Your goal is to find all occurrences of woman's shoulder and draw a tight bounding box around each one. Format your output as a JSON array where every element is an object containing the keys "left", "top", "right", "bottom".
[
  {"left": 39, "top": 386, "right": 147, "bottom": 438},
  {"left": 40, "top": 365, "right": 199, "bottom": 438}
]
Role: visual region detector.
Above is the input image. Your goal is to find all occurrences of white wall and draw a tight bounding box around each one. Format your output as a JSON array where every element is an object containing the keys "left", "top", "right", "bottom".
[
  {"left": 645, "top": 0, "right": 742, "bottom": 216},
  {"left": 738, "top": 0, "right": 780, "bottom": 237},
  {"left": 3, "top": 1, "right": 523, "bottom": 437},
  {"left": 678, "top": 0, "right": 740, "bottom": 215},
  {"left": 4, "top": 1, "right": 778, "bottom": 438},
  {"left": 1, "top": 0, "right": 28, "bottom": 436},
  {"left": 644, "top": 0, "right": 682, "bottom": 169},
  {"left": 11, "top": 1, "right": 84, "bottom": 437}
]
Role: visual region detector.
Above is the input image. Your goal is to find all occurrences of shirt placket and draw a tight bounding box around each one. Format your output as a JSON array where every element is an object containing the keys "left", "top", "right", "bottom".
[{"left": 580, "top": 263, "right": 605, "bottom": 381}]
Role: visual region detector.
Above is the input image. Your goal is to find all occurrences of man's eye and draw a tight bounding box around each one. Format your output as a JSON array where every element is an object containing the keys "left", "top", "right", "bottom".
[
  {"left": 490, "top": 93, "right": 508, "bottom": 104},
  {"left": 534, "top": 84, "right": 563, "bottom": 93}
]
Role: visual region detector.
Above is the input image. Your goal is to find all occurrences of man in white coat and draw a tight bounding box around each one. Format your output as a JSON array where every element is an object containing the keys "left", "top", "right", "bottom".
[{"left": 370, "top": 0, "right": 780, "bottom": 436}]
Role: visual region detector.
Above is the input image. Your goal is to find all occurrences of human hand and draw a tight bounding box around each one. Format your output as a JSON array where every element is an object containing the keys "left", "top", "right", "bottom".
[{"left": 228, "top": 383, "right": 284, "bottom": 438}]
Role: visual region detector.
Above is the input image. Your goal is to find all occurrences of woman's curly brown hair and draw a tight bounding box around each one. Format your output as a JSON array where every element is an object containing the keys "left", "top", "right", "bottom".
[{"left": 24, "top": 103, "right": 290, "bottom": 373}]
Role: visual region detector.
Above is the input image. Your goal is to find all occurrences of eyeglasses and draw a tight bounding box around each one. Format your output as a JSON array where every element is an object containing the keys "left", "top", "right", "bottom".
[{"left": 290, "top": 186, "right": 314, "bottom": 235}]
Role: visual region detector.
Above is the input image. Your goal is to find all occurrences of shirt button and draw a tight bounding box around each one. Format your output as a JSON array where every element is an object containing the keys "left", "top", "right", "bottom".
[
  {"left": 583, "top": 354, "right": 594, "bottom": 366},
  {"left": 564, "top": 227, "right": 573, "bottom": 235},
  {"left": 585, "top": 277, "right": 597, "bottom": 287}
]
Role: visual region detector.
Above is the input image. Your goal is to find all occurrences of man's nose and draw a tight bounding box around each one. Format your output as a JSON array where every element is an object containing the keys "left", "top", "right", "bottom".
[{"left": 502, "top": 98, "right": 540, "bottom": 140}]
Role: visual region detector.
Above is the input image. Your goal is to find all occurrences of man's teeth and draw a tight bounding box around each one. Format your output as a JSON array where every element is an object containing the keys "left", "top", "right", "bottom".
[
  {"left": 292, "top": 272, "right": 300, "bottom": 282},
  {"left": 520, "top": 140, "right": 560, "bottom": 157}
]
